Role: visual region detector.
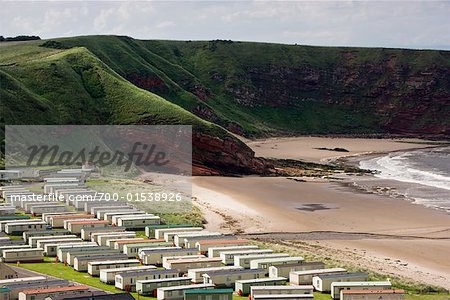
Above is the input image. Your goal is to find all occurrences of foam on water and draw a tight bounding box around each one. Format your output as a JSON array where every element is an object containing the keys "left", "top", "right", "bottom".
[{"left": 359, "top": 146, "right": 450, "bottom": 211}]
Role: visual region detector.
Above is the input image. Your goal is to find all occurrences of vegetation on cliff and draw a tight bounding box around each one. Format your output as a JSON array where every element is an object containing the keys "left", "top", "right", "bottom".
[
  {"left": 1, "top": 36, "right": 449, "bottom": 173},
  {"left": 53, "top": 36, "right": 450, "bottom": 138},
  {"left": 0, "top": 41, "right": 268, "bottom": 175}
]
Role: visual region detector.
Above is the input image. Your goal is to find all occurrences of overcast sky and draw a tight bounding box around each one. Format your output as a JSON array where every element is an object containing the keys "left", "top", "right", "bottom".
[{"left": 2, "top": 1, "right": 450, "bottom": 50}]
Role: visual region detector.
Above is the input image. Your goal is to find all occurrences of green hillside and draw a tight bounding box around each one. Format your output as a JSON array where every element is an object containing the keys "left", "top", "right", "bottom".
[
  {"left": 1, "top": 36, "right": 449, "bottom": 172},
  {"left": 1, "top": 42, "right": 214, "bottom": 131},
  {"left": 50, "top": 36, "right": 450, "bottom": 137},
  {"left": 0, "top": 40, "right": 265, "bottom": 175}
]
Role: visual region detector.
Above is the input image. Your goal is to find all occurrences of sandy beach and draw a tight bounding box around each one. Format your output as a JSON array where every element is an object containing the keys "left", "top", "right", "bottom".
[
  {"left": 192, "top": 137, "right": 450, "bottom": 289},
  {"left": 247, "top": 136, "right": 438, "bottom": 163}
]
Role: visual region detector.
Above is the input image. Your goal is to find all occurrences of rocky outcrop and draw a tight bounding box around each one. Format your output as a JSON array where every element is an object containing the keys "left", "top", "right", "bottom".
[
  {"left": 126, "top": 73, "right": 168, "bottom": 93},
  {"left": 192, "top": 132, "right": 274, "bottom": 176}
]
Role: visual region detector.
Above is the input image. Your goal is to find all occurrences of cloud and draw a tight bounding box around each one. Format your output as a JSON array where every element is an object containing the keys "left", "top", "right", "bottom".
[
  {"left": 1, "top": 1, "right": 449, "bottom": 50},
  {"left": 156, "top": 21, "right": 175, "bottom": 29},
  {"left": 93, "top": 3, "right": 131, "bottom": 32}
]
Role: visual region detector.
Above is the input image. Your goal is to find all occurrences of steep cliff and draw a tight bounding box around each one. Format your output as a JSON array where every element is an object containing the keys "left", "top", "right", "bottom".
[
  {"left": 56, "top": 36, "right": 449, "bottom": 138},
  {"left": 1, "top": 36, "right": 449, "bottom": 175}
]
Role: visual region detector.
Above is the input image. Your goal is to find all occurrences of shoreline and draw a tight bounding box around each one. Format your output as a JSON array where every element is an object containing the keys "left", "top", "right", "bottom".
[
  {"left": 341, "top": 146, "right": 450, "bottom": 213},
  {"left": 192, "top": 137, "right": 450, "bottom": 289},
  {"left": 330, "top": 142, "right": 449, "bottom": 166},
  {"left": 325, "top": 143, "right": 447, "bottom": 165},
  {"left": 254, "top": 136, "right": 450, "bottom": 213}
]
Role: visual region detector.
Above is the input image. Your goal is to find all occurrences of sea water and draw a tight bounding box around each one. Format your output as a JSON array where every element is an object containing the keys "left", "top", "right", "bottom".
[{"left": 359, "top": 146, "right": 450, "bottom": 212}]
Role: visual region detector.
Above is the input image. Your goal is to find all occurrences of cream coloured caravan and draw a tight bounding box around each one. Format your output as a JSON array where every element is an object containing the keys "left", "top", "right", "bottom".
[
  {"left": 289, "top": 268, "right": 347, "bottom": 285},
  {"left": 116, "top": 215, "right": 161, "bottom": 229},
  {"left": 100, "top": 265, "right": 157, "bottom": 284},
  {"left": 29, "top": 235, "right": 77, "bottom": 247},
  {"left": 269, "top": 262, "right": 325, "bottom": 279},
  {"left": 234, "top": 253, "right": 289, "bottom": 269},
  {"left": 97, "top": 232, "right": 137, "bottom": 246},
  {"left": 138, "top": 247, "right": 198, "bottom": 265},
  {"left": 202, "top": 268, "right": 266, "bottom": 287},
  {"left": 115, "top": 269, "right": 179, "bottom": 292},
  {"left": 164, "top": 257, "right": 222, "bottom": 274},
  {"left": 208, "top": 245, "right": 259, "bottom": 258},
  {"left": 5, "top": 221, "right": 48, "bottom": 235},
  {"left": 2, "top": 248, "right": 44, "bottom": 262},
  {"left": 87, "top": 259, "right": 140, "bottom": 276},
  {"left": 220, "top": 249, "right": 273, "bottom": 265},
  {"left": 154, "top": 227, "right": 203, "bottom": 240}
]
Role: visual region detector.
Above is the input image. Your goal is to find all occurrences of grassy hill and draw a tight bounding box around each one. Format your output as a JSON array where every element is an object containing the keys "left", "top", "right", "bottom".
[
  {"left": 0, "top": 40, "right": 268, "bottom": 175},
  {"left": 1, "top": 36, "right": 449, "bottom": 172},
  {"left": 49, "top": 36, "right": 450, "bottom": 137}
]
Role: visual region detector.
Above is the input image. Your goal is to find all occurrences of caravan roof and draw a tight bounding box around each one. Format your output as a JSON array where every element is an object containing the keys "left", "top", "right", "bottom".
[
  {"left": 116, "top": 269, "right": 176, "bottom": 278},
  {"left": 69, "top": 220, "right": 109, "bottom": 225},
  {"left": 20, "top": 285, "right": 89, "bottom": 295},
  {"left": 0, "top": 276, "right": 46, "bottom": 285},
  {"left": 331, "top": 281, "right": 392, "bottom": 287},
  {"left": 292, "top": 268, "right": 347, "bottom": 275},
  {"left": 204, "top": 268, "right": 265, "bottom": 276},
  {"left": 196, "top": 239, "right": 246, "bottom": 245},
  {"left": 88, "top": 259, "right": 140, "bottom": 266},
  {"left": 317, "top": 272, "right": 367, "bottom": 279},
  {"left": 157, "top": 284, "right": 215, "bottom": 292},
  {"left": 236, "top": 277, "right": 287, "bottom": 284}
]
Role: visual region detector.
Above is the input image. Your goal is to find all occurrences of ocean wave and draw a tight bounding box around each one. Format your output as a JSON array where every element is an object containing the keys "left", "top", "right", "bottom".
[
  {"left": 359, "top": 151, "right": 450, "bottom": 192},
  {"left": 409, "top": 197, "right": 450, "bottom": 212}
]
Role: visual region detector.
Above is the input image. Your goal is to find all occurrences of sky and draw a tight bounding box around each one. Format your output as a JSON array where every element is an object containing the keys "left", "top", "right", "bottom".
[{"left": 1, "top": 1, "right": 450, "bottom": 50}]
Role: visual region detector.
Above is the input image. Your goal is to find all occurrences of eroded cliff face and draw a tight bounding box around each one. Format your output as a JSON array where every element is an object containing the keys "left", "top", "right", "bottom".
[
  {"left": 55, "top": 37, "right": 449, "bottom": 138},
  {"left": 220, "top": 51, "right": 450, "bottom": 137},
  {"left": 192, "top": 132, "right": 273, "bottom": 176}
]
